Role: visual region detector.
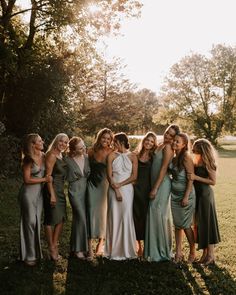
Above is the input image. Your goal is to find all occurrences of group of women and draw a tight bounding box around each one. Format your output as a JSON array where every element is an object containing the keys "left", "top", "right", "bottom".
[{"left": 18, "top": 125, "right": 221, "bottom": 267}]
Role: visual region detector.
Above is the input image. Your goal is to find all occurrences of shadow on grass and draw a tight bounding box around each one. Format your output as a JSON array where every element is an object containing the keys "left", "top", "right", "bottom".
[
  {"left": 65, "top": 257, "right": 193, "bottom": 295},
  {"left": 0, "top": 260, "right": 55, "bottom": 295},
  {"left": 182, "top": 262, "right": 236, "bottom": 295}
]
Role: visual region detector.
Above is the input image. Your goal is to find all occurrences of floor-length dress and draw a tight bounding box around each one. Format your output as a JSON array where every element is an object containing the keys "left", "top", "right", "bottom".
[
  {"left": 105, "top": 152, "right": 137, "bottom": 260},
  {"left": 87, "top": 157, "right": 108, "bottom": 239},
  {"left": 133, "top": 159, "right": 152, "bottom": 240},
  {"left": 170, "top": 164, "right": 195, "bottom": 229},
  {"left": 144, "top": 149, "right": 173, "bottom": 261},
  {"left": 65, "top": 156, "right": 90, "bottom": 253},
  {"left": 18, "top": 162, "right": 45, "bottom": 262},
  {"left": 194, "top": 166, "right": 220, "bottom": 249},
  {"left": 44, "top": 158, "right": 67, "bottom": 225}
]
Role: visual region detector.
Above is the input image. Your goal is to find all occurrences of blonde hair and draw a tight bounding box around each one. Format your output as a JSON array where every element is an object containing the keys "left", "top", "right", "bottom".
[
  {"left": 135, "top": 132, "right": 157, "bottom": 159},
  {"left": 22, "top": 133, "right": 40, "bottom": 166},
  {"left": 192, "top": 139, "right": 217, "bottom": 171},
  {"left": 47, "top": 133, "right": 69, "bottom": 152}
]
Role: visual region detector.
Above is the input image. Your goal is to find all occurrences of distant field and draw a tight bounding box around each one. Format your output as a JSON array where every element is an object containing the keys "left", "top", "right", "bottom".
[{"left": 0, "top": 146, "right": 236, "bottom": 294}]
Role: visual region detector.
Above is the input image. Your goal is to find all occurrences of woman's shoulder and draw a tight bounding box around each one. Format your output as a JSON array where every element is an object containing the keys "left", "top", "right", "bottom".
[{"left": 45, "top": 151, "right": 57, "bottom": 163}]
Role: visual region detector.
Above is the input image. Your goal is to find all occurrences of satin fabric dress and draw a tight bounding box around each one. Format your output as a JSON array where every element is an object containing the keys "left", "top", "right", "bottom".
[
  {"left": 194, "top": 166, "right": 220, "bottom": 249},
  {"left": 87, "top": 157, "right": 109, "bottom": 239},
  {"left": 133, "top": 159, "right": 152, "bottom": 240},
  {"left": 144, "top": 149, "right": 173, "bottom": 262},
  {"left": 170, "top": 163, "right": 196, "bottom": 229},
  {"left": 43, "top": 158, "right": 67, "bottom": 225},
  {"left": 65, "top": 156, "right": 90, "bottom": 253},
  {"left": 18, "top": 162, "right": 45, "bottom": 262},
  {"left": 105, "top": 152, "right": 137, "bottom": 260}
]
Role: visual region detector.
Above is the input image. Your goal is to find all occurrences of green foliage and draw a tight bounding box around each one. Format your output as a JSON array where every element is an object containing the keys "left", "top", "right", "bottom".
[
  {"left": 0, "top": 134, "right": 21, "bottom": 177},
  {"left": 0, "top": 0, "right": 143, "bottom": 141},
  {"left": 156, "top": 45, "right": 236, "bottom": 145}
]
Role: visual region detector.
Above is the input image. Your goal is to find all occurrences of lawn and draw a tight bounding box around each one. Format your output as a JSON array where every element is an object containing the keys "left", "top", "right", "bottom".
[{"left": 0, "top": 147, "right": 236, "bottom": 295}]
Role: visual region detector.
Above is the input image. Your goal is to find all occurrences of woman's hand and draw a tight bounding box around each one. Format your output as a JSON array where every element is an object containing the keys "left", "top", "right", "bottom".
[
  {"left": 112, "top": 182, "right": 122, "bottom": 189},
  {"left": 181, "top": 196, "right": 189, "bottom": 207},
  {"left": 149, "top": 188, "right": 157, "bottom": 200},
  {"left": 116, "top": 193, "right": 123, "bottom": 202},
  {"left": 45, "top": 175, "right": 53, "bottom": 183},
  {"left": 187, "top": 172, "right": 196, "bottom": 181},
  {"left": 50, "top": 194, "right": 57, "bottom": 207}
]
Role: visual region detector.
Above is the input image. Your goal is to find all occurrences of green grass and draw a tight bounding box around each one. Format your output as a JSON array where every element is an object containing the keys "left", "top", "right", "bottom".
[{"left": 0, "top": 148, "right": 236, "bottom": 295}]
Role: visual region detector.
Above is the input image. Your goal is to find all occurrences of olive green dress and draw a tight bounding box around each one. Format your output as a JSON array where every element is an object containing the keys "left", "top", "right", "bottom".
[
  {"left": 87, "top": 157, "right": 109, "bottom": 239},
  {"left": 194, "top": 166, "right": 220, "bottom": 249},
  {"left": 65, "top": 156, "right": 90, "bottom": 253},
  {"left": 44, "top": 158, "right": 67, "bottom": 225},
  {"left": 18, "top": 162, "right": 45, "bottom": 262},
  {"left": 144, "top": 149, "right": 173, "bottom": 262},
  {"left": 133, "top": 159, "right": 152, "bottom": 240},
  {"left": 170, "top": 163, "right": 195, "bottom": 229}
]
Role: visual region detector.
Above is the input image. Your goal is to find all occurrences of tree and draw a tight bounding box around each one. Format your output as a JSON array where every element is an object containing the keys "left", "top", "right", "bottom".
[
  {"left": 0, "top": 0, "right": 142, "bottom": 137},
  {"left": 156, "top": 45, "right": 236, "bottom": 145}
]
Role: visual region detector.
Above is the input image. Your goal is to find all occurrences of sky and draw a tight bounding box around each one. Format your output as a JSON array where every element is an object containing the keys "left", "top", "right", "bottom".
[
  {"left": 103, "top": 0, "right": 236, "bottom": 94},
  {"left": 19, "top": 0, "right": 236, "bottom": 94}
]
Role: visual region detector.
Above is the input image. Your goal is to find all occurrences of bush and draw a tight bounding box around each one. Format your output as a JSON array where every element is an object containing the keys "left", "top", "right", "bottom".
[{"left": 0, "top": 134, "right": 21, "bottom": 178}]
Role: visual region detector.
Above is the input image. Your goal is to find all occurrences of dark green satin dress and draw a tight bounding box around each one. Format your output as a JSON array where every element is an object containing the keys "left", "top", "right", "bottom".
[
  {"left": 44, "top": 158, "right": 67, "bottom": 225},
  {"left": 133, "top": 159, "right": 152, "bottom": 240},
  {"left": 194, "top": 166, "right": 221, "bottom": 249},
  {"left": 87, "top": 157, "right": 109, "bottom": 239}
]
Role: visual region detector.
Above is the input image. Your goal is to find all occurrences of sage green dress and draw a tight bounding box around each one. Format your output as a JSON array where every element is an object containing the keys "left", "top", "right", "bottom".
[
  {"left": 65, "top": 156, "right": 90, "bottom": 253},
  {"left": 87, "top": 157, "right": 109, "bottom": 239},
  {"left": 170, "top": 163, "right": 195, "bottom": 229},
  {"left": 133, "top": 159, "right": 152, "bottom": 240},
  {"left": 44, "top": 158, "right": 67, "bottom": 225},
  {"left": 18, "top": 162, "right": 45, "bottom": 262},
  {"left": 144, "top": 149, "right": 173, "bottom": 262}
]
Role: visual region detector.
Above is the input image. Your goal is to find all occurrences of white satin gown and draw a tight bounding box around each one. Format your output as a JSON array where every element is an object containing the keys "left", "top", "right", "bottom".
[{"left": 105, "top": 152, "right": 137, "bottom": 260}]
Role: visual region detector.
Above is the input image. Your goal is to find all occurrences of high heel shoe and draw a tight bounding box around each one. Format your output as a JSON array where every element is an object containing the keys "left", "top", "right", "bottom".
[
  {"left": 203, "top": 256, "right": 215, "bottom": 266},
  {"left": 174, "top": 253, "right": 183, "bottom": 263},
  {"left": 24, "top": 260, "right": 37, "bottom": 266},
  {"left": 49, "top": 247, "right": 58, "bottom": 261},
  {"left": 74, "top": 252, "right": 86, "bottom": 260},
  {"left": 187, "top": 253, "right": 197, "bottom": 264}
]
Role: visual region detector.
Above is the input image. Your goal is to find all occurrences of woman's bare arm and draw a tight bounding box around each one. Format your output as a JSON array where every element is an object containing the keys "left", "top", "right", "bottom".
[
  {"left": 182, "top": 154, "right": 194, "bottom": 207},
  {"left": 150, "top": 144, "right": 174, "bottom": 199}
]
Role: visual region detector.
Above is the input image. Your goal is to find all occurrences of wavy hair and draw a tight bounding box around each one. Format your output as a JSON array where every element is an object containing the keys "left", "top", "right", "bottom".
[
  {"left": 22, "top": 133, "right": 40, "bottom": 166},
  {"left": 135, "top": 131, "right": 157, "bottom": 159},
  {"left": 192, "top": 138, "right": 217, "bottom": 171}
]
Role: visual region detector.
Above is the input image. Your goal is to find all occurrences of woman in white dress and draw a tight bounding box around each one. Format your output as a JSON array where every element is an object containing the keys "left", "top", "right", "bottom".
[{"left": 105, "top": 132, "right": 138, "bottom": 260}]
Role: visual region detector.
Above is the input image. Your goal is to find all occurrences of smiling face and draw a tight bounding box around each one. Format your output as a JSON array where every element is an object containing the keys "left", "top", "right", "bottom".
[
  {"left": 143, "top": 135, "right": 155, "bottom": 151},
  {"left": 163, "top": 127, "right": 177, "bottom": 144},
  {"left": 172, "top": 135, "right": 186, "bottom": 152},
  {"left": 33, "top": 136, "right": 44, "bottom": 151},
  {"left": 100, "top": 132, "right": 112, "bottom": 148},
  {"left": 56, "top": 136, "right": 69, "bottom": 152}
]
